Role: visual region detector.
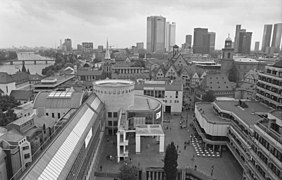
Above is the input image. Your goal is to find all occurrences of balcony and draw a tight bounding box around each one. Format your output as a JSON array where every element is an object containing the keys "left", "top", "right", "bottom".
[
  {"left": 249, "top": 150, "right": 279, "bottom": 180},
  {"left": 229, "top": 121, "right": 252, "bottom": 146},
  {"left": 256, "top": 86, "right": 280, "bottom": 97},
  {"left": 259, "top": 72, "right": 282, "bottom": 81},
  {"left": 227, "top": 143, "right": 246, "bottom": 168},
  {"left": 255, "top": 123, "right": 282, "bottom": 145},
  {"left": 245, "top": 160, "right": 266, "bottom": 180},
  {"left": 258, "top": 78, "right": 282, "bottom": 90},
  {"left": 252, "top": 137, "right": 282, "bottom": 170},
  {"left": 255, "top": 93, "right": 281, "bottom": 107},
  {"left": 228, "top": 132, "right": 249, "bottom": 158}
]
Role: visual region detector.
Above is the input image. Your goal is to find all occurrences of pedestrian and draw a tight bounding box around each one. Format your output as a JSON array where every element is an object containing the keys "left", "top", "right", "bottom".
[
  {"left": 194, "top": 165, "right": 197, "bottom": 171},
  {"left": 184, "top": 145, "right": 186, "bottom": 150},
  {"left": 100, "top": 165, "right": 102, "bottom": 171}
]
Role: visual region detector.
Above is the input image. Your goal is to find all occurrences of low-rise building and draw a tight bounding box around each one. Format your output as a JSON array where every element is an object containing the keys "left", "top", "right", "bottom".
[
  {"left": 10, "top": 90, "right": 33, "bottom": 104},
  {"left": 134, "top": 80, "right": 183, "bottom": 113}
]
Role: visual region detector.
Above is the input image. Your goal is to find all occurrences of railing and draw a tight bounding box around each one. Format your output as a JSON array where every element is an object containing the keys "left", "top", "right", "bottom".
[{"left": 255, "top": 123, "right": 282, "bottom": 144}]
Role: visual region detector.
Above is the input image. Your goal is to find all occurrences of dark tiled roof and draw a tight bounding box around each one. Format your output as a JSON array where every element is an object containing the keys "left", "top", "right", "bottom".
[
  {"left": 76, "top": 69, "right": 103, "bottom": 76},
  {"left": 10, "top": 90, "right": 33, "bottom": 101},
  {"left": 11, "top": 72, "right": 29, "bottom": 84},
  {"left": 0, "top": 72, "right": 14, "bottom": 84},
  {"left": 29, "top": 73, "right": 43, "bottom": 81}
]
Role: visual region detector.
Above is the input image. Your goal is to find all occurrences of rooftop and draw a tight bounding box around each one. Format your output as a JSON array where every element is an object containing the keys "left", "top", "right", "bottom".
[
  {"left": 34, "top": 91, "right": 84, "bottom": 109},
  {"left": 0, "top": 129, "right": 24, "bottom": 143},
  {"left": 135, "top": 80, "right": 183, "bottom": 91},
  {"left": 270, "top": 110, "right": 282, "bottom": 120},
  {"left": 10, "top": 90, "right": 33, "bottom": 101},
  {"left": 135, "top": 124, "right": 164, "bottom": 135},
  {"left": 196, "top": 103, "right": 229, "bottom": 123},
  {"left": 94, "top": 79, "right": 135, "bottom": 87},
  {"left": 128, "top": 95, "right": 162, "bottom": 111},
  {"left": 234, "top": 57, "right": 259, "bottom": 63},
  {"left": 8, "top": 116, "right": 33, "bottom": 126},
  {"left": 214, "top": 100, "right": 272, "bottom": 126},
  {"left": 34, "top": 75, "right": 75, "bottom": 88},
  {"left": 76, "top": 69, "right": 103, "bottom": 76}
]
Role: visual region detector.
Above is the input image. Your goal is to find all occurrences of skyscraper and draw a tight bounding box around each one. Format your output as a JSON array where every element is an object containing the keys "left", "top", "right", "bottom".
[
  {"left": 193, "top": 28, "right": 209, "bottom": 54},
  {"left": 208, "top": 32, "right": 216, "bottom": 52},
  {"left": 234, "top": 25, "right": 241, "bottom": 53},
  {"left": 261, "top": 24, "right": 273, "bottom": 52},
  {"left": 64, "top": 38, "right": 72, "bottom": 52},
  {"left": 147, "top": 16, "right": 166, "bottom": 53},
  {"left": 165, "top": 22, "right": 176, "bottom": 52},
  {"left": 254, "top": 41, "right": 260, "bottom": 52},
  {"left": 271, "top": 23, "right": 282, "bottom": 53},
  {"left": 238, "top": 31, "right": 252, "bottom": 54},
  {"left": 185, "top": 35, "right": 192, "bottom": 48}
]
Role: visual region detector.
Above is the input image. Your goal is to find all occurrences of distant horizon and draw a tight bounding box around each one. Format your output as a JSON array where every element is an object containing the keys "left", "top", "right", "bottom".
[{"left": 0, "top": 0, "right": 281, "bottom": 50}]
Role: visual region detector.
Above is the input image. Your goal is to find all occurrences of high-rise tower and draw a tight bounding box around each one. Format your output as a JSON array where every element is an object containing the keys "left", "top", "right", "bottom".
[
  {"left": 261, "top": 24, "right": 273, "bottom": 52},
  {"left": 271, "top": 23, "right": 282, "bottom": 53},
  {"left": 147, "top": 16, "right": 166, "bottom": 53},
  {"left": 193, "top": 28, "right": 209, "bottom": 54}
]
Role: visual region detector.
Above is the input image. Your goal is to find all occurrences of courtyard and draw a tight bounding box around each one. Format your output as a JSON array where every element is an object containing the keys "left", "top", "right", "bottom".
[{"left": 95, "top": 111, "right": 243, "bottom": 180}]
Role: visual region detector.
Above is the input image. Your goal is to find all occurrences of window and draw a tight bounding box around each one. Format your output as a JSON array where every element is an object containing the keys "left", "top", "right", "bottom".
[
  {"left": 113, "top": 121, "right": 118, "bottom": 126},
  {"left": 108, "top": 112, "right": 112, "bottom": 118},
  {"left": 24, "top": 153, "right": 30, "bottom": 159},
  {"left": 113, "top": 112, "right": 118, "bottom": 118},
  {"left": 46, "top": 113, "right": 48, "bottom": 116},
  {"left": 23, "top": 146, "right": 29, "bottom": 150},
  {"left": 52, "top": 113, "right": 54, "bottom": 118},
  {"left": 108, "top": 121, "right": 112, "bottom": 126},
  {"left": 58, "top": 113, "right": 60, "bottom": 119}
]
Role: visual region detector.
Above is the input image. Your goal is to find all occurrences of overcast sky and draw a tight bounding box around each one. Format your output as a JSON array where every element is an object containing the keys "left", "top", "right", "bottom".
[{"left": 0, "top": 0, "right": 281, "bottom": 50}]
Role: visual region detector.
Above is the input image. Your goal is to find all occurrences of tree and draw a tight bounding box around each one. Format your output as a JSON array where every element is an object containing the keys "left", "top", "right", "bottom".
[
  {"left": 202, "top": 90, "right": 216, "bottom": 102},
  {"left": 164, "top": 142, "right": 178, "bottom": 180},
  {"left": 22, "top": 64, "right": 27, "bottom": 73},
  {"left": 119, "top": 164, "right": 138, "bottom": 180},
  {"left": 228, "top": 64, "right": 238, "bottom": 83}
]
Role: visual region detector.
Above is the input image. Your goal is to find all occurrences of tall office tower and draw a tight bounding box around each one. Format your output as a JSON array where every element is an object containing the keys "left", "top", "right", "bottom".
[
  {"left": 147, "top": 16, "right": 166, "bottom": 53},
  {"left": 271, "top": 23, "right": 282, "bottom": 53},
  {"left": 238, "top": 30, "right": 252, "bottom": 54},
  {"left": 165, "top": 22, "right": 176, "bottom": 52},
  {"left": 254, "top": 41, "right": 260, "bottom": 52},
  {"left": 261, "top": 24, "right": 273, "bottom": 52},
  {"left": 169, "top": 22, "right": 176, "bottom": 52},
  {"left": 136, "top": 42, "right": 144, "bottom": 50},
  {"left": 193, "top": 28, "right": 209, "bottom": 54},
  {"left": 64, "top": 38, "right": 72, "bottom": 51},
  {"left": 208, "top": 32, "right": 216, "bottom": 52},
  {"left": 234, "top": 25, "right": 241, "bottom": 53},
  {"left": 185, "top": 35, "right": 192, "bottom": 48}
]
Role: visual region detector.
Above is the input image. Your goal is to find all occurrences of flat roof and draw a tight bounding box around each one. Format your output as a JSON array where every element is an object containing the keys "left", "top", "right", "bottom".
[
  {"left": 136, "top": 124, "right": 164, "bottom": 135},
  {"left": 34, "top": 75, "right": 75, "bottom": 88},
  {"left": 270, "top": 110, "right": 282, "bottom": 120},
  {"left": 128, "top": 95, "right": 162, "bottom": 111},
  {"left": 234, "top": 57, "right": 259, "bottom": 63},
  {"left": 214, "top": 100, "right": 272, "bottom": 126},
  {"left": 196, "top": 103, "right": 229, "bottom": 123},
  {"left": 135, "top": 80, "right": 182, "bottom": 91},
  {"left": 8, "top": 116, "right": 33, "bottom": 126},
  {"left": 34, "top": 91, "right": 84, "bottom": 109},
  {"left": 93, "top": 79, "right": 134, "bottom": 87}
]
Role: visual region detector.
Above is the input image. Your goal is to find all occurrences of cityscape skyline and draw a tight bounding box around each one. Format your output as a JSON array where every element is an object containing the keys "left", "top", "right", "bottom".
[{"left": 0, "top": 0, "right": 281, "bottom": 50}]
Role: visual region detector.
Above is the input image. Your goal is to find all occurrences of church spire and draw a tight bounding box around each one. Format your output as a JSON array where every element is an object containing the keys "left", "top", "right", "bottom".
[{"left": 105, "top": 39, "right": 111, "bottom": 60}]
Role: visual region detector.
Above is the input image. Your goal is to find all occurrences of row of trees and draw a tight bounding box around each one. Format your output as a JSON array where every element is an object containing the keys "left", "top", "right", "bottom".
[
  {"left": 0, "top": 51, "right": 17, "bottom": 61},
  {"left": 41, "top": 52, "right": 76, "bottom": 76},
  {"left": 0, "top": 95, "right": 20, "bottom": 126}
]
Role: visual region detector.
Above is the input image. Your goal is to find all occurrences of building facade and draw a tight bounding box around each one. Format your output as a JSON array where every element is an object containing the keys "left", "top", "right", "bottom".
[
  {"left": 238, "top": 31, "right": 252, "bottom": 54},
  {"left": 165, "top": 22, "right": 176, "bottom": 52},
  {"left": 147, "top": 16, "right": 166, "bottom": 53},
  {"left": 134, "top": 80, "right": 183, "bottom": 113},
  {"left": 208, "top": 32, "right": 216, "bottom": 53},
  {"left": 256, "top": 60, "right": 282, "bottom": 110}
]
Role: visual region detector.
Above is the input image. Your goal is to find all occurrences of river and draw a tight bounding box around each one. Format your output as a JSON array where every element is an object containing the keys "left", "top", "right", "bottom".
[{"left": 0, "top": 61, "right": 54, "bottom": 75}]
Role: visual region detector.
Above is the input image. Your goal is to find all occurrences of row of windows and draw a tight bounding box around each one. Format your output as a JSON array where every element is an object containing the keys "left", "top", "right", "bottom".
[
  {"left": 108, "top": 121, "right": 118, "bottom": 126},
  {"left": 144, "top": 90, "right": 165, "bottom": 98},
  {"left": 93, "top": 89, "right": 134, "bottom": 95},
  {"left": 108, "top": 112, "right": 118, "bottom": 118},
  {"left": 163, "top": 100, "right": 180, "bottom": 103},
  {"left": 46, "top": 112, "right": 61, "bottom": 119},
  {"left": 254, "top": 131, "right": 282, "bottom": 163}
]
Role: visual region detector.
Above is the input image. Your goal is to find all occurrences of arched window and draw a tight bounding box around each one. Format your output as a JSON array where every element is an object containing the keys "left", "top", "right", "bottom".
[{"left": 228, "top": 52, "right": 231, "bottom": 59}]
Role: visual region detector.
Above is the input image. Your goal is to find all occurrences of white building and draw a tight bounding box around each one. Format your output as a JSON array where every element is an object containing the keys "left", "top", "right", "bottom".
[{"left": 134, "top": 80, "right": 183, "bottom": 113}]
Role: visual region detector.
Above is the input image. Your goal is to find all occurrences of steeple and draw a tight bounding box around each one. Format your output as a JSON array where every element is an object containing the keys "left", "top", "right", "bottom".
[{"left": 105, "top": 40, "right": 111, "bottom": 60}]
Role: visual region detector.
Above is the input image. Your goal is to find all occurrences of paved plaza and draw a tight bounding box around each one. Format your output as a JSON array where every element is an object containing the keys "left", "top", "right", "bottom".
[{"left": 96, "top": 111, "right": 243, "bottom": 180}]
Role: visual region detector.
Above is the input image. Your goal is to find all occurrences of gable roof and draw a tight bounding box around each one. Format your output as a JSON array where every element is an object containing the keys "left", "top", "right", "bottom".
[
  {"left": 29, "top": 73, "right": 43, "bottom": 81},
  {"left": 200, "top": 73, "right": 233, "bottom": 91},
  {"left": 11, "top": 72, "right": 29, "bottom": 84},
  {"left": 273, "top": 60, "right": 282, "bottom": 68},
  {"left": 10, "top": 90, "right": 33, "bottom": 101},
  {"left": 165, "top": 64, "right": 179, "bottom": 77}
]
